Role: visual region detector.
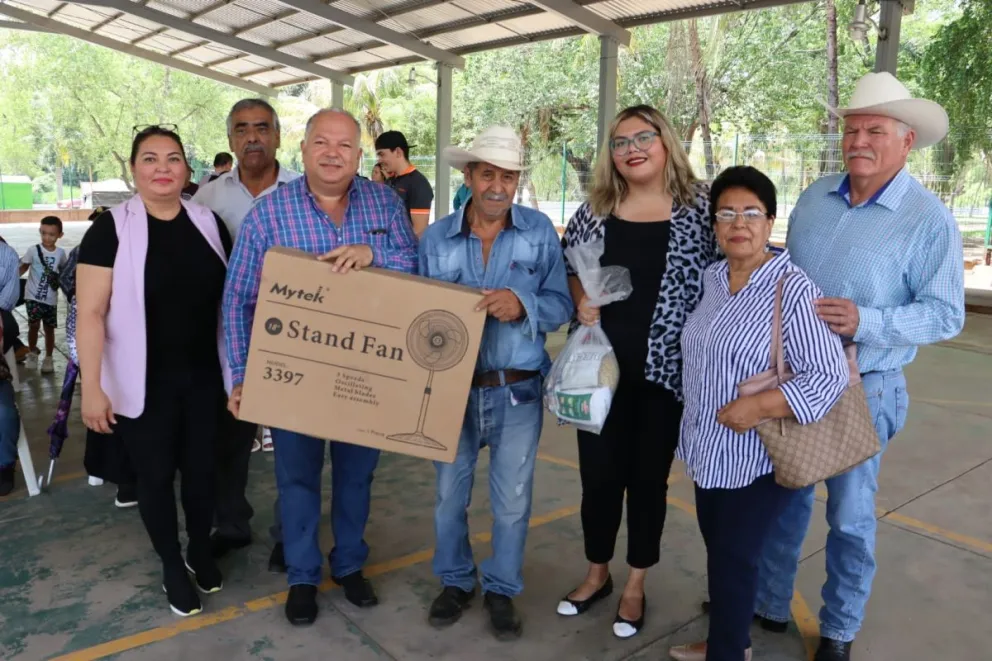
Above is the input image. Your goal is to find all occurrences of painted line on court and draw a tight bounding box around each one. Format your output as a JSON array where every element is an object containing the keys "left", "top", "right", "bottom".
[
  {"left": 790, "top": 590, "right": 820, "bottom": 661},
  {"left": 48, "top": 504, "right": 581, "bottom": 661}
]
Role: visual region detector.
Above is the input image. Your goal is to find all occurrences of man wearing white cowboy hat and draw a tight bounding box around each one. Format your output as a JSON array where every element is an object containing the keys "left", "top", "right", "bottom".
[
  {"left": 418, "top": 126, "right": 572, "bottom": 640},
  {"left": 750, "top": 72, "right": 964, "bottom": 661}
]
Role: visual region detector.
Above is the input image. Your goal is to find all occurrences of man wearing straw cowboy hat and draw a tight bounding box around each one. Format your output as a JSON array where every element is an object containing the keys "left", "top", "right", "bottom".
[
  {"left": 750, "top": 72, "right": 964, "bottom": 660},
  {"left": 419, "top": 126, "right": 571, "bottom": 640}
]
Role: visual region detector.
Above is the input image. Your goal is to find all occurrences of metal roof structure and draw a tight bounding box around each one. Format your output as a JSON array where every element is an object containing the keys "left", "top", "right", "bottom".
[{"left": 0, "top": 0, "right": 818, "bottom": 96}]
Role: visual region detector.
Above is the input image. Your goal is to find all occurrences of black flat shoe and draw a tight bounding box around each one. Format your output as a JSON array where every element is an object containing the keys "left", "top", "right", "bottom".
[
  {"left": 701, "top": 600, "right": 788, "bottom": 633},
  {"left": 163, "top": 565, "right": 202, "bottom": 617},
  {"left": 285, "top": 584, "right": 318, "bottom": 626},
  {"left": 268, "top": 542, "right": 287, "bottom": 573},
  {"left": 185, "top": 554, "right": 223, "bottom": 594},
  {"left": 332, "top": 571, "right": 378, "bottom": 608},
  {"left": 556, "top": 574, "right": 614, "bottom": 616},
  {"left": 612, "top": 595, "right": 645, "bottom": 639},
  {"left": 814, "top": 637, "right": 852, "bottom": 661}
]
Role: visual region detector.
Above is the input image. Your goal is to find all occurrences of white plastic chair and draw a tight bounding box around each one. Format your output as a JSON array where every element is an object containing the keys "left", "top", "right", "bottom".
[{"left": 5, "top": 347, "right": 40, "bottom": 496}]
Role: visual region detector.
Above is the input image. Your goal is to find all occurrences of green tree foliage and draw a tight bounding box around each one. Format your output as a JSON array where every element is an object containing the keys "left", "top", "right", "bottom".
[
  {"left": 921, "top": 0, "right": 992, "bottom": 168},
  {"left": 0, "top": 32, "right": 243, "bottom": 187}
]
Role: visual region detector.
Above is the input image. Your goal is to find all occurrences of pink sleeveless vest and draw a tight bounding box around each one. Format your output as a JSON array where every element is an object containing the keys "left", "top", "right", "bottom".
[{"left": 104, "top": 195, "right": 232, "bottom": 418}]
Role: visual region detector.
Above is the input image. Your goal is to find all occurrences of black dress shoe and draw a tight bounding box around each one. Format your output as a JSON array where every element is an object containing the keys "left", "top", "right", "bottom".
[
  {"left": 428, "top": 586, "right": 476, "bottom": 628},
  {"left": 483, "top": 592, "right": 522, "bottom": 641},
  {"left": 268, "top": 543, "right": 287, "bottom": 573},
  {"left": 701, "top": 600, "right": 788, "bottom": 633},
  {"left": 209, "top": 533, "right": 251, "bottom": 559},
  {"left": 814, "top": 637, "right": 852, "bottom": 661},
  {"left": 612, "top": 595, "right": 645, "bottom": 639},
  {"left": 285, "top": 584, "right": 318, "bottom": 625},
  {"left": 332, "top": 571, "right": 378, "bottom": 608},
  {"left": 556, "top": 574, "right": 614, "bottom": 616}
]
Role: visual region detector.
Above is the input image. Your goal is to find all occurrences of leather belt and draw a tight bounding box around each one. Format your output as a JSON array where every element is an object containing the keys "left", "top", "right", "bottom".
[{"left": 472, "top": 369, "right": 539, "bottom": 388}]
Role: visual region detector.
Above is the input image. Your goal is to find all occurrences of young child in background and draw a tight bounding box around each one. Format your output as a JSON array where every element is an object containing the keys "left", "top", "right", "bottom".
[{"left": 19, "top": 216, "right": 66, "bottom": 374}]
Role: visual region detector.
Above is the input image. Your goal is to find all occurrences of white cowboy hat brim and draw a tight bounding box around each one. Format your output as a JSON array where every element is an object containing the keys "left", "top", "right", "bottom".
[
  {"left": 443, "top": 146, "right": 530, "bottom": 172},
  {"left": 826, "top": 97, "right": 949, "bottom": 149}
]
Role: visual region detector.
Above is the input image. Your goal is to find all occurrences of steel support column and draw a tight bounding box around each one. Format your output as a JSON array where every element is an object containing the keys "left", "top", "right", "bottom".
[
  {"left": 434, "top": 64, "right": 454, "bottom": 220},
  {"left": 596, "top": 36, "right": 619, "bottom": 154},
  {"left": 331, "top": 81, "right": 344, "bottom": 108},
  {"left": 874, "top": 0, "right": 904, "bottom": 75}
]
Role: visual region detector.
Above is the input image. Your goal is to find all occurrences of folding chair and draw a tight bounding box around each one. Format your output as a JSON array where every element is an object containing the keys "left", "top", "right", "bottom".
[{"left": 5, "top": 347, "right": 40, "bottom": 496}]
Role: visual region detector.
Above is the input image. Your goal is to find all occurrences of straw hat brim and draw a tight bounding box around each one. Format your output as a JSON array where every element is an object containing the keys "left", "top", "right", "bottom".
[{"left": 442, "top": 146, "right": 530, "bottom": 172}]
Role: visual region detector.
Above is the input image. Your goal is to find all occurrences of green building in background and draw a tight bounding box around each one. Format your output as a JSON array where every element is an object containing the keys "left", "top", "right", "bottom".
[{"left": 0, "top": 176, "right": 33, "bottom": 210}]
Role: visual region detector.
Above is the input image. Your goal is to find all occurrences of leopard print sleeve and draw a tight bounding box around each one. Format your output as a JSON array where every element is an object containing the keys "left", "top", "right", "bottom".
[{"left": 561, "top": 202, "right": 605, "bottom": 277}]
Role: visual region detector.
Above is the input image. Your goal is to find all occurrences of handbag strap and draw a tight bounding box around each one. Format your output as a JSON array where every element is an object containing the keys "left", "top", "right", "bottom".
[{"left": 769, "top": 271, "right": 795, "bottom": 435}]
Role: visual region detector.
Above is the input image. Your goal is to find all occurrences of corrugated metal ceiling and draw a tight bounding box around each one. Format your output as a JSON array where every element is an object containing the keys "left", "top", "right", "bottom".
[{"left": 2, "top": 0, "right": 813, "bottom": 93}]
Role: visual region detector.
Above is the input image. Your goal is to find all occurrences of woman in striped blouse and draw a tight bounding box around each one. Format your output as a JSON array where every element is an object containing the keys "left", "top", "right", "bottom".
[{"left": 669, "top": 167, "right": 849, "bottom": 661}]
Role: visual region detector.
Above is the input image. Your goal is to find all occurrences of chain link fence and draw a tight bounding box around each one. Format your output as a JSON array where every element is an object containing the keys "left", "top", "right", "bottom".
[{"left": 391, "top": 133, "right": 991, "bottom": 255}]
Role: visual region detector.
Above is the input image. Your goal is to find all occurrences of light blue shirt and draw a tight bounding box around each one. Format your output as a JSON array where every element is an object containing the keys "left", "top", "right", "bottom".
[
  {"left": 786, "top": 168, "right": 965, "bottom": 373},
  {"left": 0, "top": 242, "right": 20, "bottom": 311},
  {"left": 192, "top": 163, "right": 299, "bottom": 240},
  {"left": 419, "top": 203, "right": 573, "bottom": 375}
]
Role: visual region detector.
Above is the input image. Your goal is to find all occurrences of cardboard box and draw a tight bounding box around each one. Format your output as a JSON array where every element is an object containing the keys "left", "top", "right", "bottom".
[{"left": 239, "top": 247, "right": 485, "bottom": 463}]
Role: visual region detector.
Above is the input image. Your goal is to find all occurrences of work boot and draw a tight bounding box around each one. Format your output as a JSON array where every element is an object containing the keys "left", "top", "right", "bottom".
[
  {"left": 814, "top": 637, "right": 852, "bottom": 661},
  {"left": 484, "top": 592, "right": 522, "bottom": 641},
  {"left": 333, "top": 571, "right": 378, "bottom": 608},
  {"left": 428, "top": 586, "right": 476, "bottom": 628},
  {"left": 285, "top": 584, "right": 318, "bottom": 625}
]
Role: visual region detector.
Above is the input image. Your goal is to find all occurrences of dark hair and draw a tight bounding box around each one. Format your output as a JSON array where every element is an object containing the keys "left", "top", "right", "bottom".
[
  {"left": 709, "top": 166, "right": 777, "bottom": 222},
  {"left": 227, "top": 98, "right": 280, "bottom": 135},
  {"left": 129, "top": 126, "right": 187, "bottom": 167},
  {"left": 40, "top": 215, "right": 63, "bottom": 234},
  {"left": 213, "top": 152, "right": 234, "bottom": 168}
]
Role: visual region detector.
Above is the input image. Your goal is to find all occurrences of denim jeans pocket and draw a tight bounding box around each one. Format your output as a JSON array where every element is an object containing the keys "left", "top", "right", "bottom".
[{"left": 508, "top": 376, "right": 542, "bottom": 407}]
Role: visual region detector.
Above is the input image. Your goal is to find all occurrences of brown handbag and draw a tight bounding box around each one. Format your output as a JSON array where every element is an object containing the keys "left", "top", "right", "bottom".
[{"left": 737, "top": 273, "right": 880, "bottom": 489}]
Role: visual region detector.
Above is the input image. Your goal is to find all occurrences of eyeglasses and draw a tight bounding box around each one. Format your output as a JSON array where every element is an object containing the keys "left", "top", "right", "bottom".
[
  {"left": 132, "top": 123, "right": 178, "bottom": 135},
  {"left": 714, "top": 209, "right": 769, "bottom": 223},
  {"left": 610, "top": 130, "right": 658, "bottom": 156}
]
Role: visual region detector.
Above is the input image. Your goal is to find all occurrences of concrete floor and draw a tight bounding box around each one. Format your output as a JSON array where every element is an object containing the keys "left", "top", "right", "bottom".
[{"left": 0, "top": 223, "right": 990, "bottom": 660}]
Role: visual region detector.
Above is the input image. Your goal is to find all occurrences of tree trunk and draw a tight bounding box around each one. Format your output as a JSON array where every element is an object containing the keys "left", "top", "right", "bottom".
[
  {"left": 564, "top": 147, "right": 594, "bottom": 195},
  {"left": 689, "top": 20, "right": 716, "bottom": 178},
  {"left": 821, "top": 0, "right": 840, "bottom": 175},
  {"left": 112, "top": 151, "right": 133, "bottom": 190},
  {"left": 55, "top": 164, "right": 64, "bottom": 202}
]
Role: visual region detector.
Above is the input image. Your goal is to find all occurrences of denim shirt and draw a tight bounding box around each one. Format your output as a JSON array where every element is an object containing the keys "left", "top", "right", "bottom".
[{"left": 419, "top": 203, "right": 573, "bottom": 375}]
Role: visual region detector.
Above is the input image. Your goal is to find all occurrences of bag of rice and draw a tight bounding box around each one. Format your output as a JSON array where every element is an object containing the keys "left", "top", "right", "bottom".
[{"left": 545, "top": 240, "right": 631, "bottom": 434}]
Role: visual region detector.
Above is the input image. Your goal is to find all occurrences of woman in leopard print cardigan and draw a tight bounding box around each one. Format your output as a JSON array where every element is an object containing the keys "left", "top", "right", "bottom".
[{"left": 555, "top": 105, "right": 718, "bottom": 638}]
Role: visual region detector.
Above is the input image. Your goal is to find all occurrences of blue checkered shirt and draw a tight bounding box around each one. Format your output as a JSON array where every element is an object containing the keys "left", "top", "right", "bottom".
[
  {"left": 786, "top": 168, "right": 965, "bottom": 373},
  {"left": 223, "top": 175, "right": 418, "bottom": 385}
]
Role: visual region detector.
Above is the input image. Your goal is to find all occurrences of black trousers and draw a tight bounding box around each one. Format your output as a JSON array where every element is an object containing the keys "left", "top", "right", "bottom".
[
  {"left": 213, "top": 412, "right": 258, "bottom": 541},
  {"left": 115, "top": 367, "right": 225, "bottom": 567},
  {"left": 576, "top": 377, "right": 682, "bottom": 569},
  {"left": 695, "top": 473, "right": 793, "bottom": 661}
]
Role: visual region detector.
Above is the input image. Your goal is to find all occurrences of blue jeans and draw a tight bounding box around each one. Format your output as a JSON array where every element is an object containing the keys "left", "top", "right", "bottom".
[
  {"left": 432, "top": 376, "right": 543, "bottom": 598},
  {"left": 0, "top": 380, "right": 19, "bottom": 468},
  {"left": 271, "top": 429, "right": 380, "bottom": 586},
  {"left": 755, "top": 369, "right": 909, "bottom": 642}
]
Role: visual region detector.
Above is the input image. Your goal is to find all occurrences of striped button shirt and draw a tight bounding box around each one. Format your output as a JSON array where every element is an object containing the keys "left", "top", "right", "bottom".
[
  {"left": 677, "top": 248, "right": 849, "bottom": 489},
  {"left": 786, "top": 169, "right": 965, "bottom": 373},
  {"left": 223, "top": 174, "right": 419, "bottom": 385}
]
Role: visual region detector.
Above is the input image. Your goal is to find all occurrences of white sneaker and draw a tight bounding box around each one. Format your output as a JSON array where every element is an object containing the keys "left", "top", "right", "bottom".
[
  {"left": 41, "top": 357, "right": 55, "bottom": 374},
  {"left": 262, "top": 427, "right": 274, "bottom": 452},
  {"left": 25, "top": 353, "right": 38, "bottom": 369},
  {"left": 88, "top": 476, "right": 105, "bottom": 486}
]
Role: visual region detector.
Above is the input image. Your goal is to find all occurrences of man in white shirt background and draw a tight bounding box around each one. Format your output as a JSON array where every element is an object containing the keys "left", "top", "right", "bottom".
[{"left": 193, "top": 98, "right": 299, "bottom": 571}]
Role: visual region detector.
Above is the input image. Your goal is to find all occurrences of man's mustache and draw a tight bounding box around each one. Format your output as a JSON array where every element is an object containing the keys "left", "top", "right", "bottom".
[{"left": 846, "top": 150, "right": 875, "bottom": 161}]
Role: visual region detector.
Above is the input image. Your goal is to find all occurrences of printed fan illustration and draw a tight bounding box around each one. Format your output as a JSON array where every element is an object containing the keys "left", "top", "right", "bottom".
[{"left": 388, "top": 310, "right": 469, "bottom": 450}]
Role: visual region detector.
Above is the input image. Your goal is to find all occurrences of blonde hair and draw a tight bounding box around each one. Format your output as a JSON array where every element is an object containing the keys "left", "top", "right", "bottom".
[{"left": 588, "top": 105, "right": 698, "bottom": 217}]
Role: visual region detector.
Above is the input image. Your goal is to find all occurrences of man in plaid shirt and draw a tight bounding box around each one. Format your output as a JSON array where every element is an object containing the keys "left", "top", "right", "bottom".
[{"left": 223, "top": 109, "right": 417, "bottom": 625}]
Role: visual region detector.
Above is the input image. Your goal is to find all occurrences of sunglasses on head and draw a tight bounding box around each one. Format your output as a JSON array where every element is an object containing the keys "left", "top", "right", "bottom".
[{"left": 132, "top": 123, "right": 179, "bottom": 135}]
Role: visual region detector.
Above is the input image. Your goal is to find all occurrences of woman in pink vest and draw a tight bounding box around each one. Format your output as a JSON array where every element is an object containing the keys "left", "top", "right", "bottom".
[{"left": 76, "top": 126, "right": 233, "bottom": 618}]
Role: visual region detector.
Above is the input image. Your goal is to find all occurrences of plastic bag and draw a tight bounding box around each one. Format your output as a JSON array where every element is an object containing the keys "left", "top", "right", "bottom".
[{"left": 545, "top": 240, "right": 632, "bottom": 434}]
